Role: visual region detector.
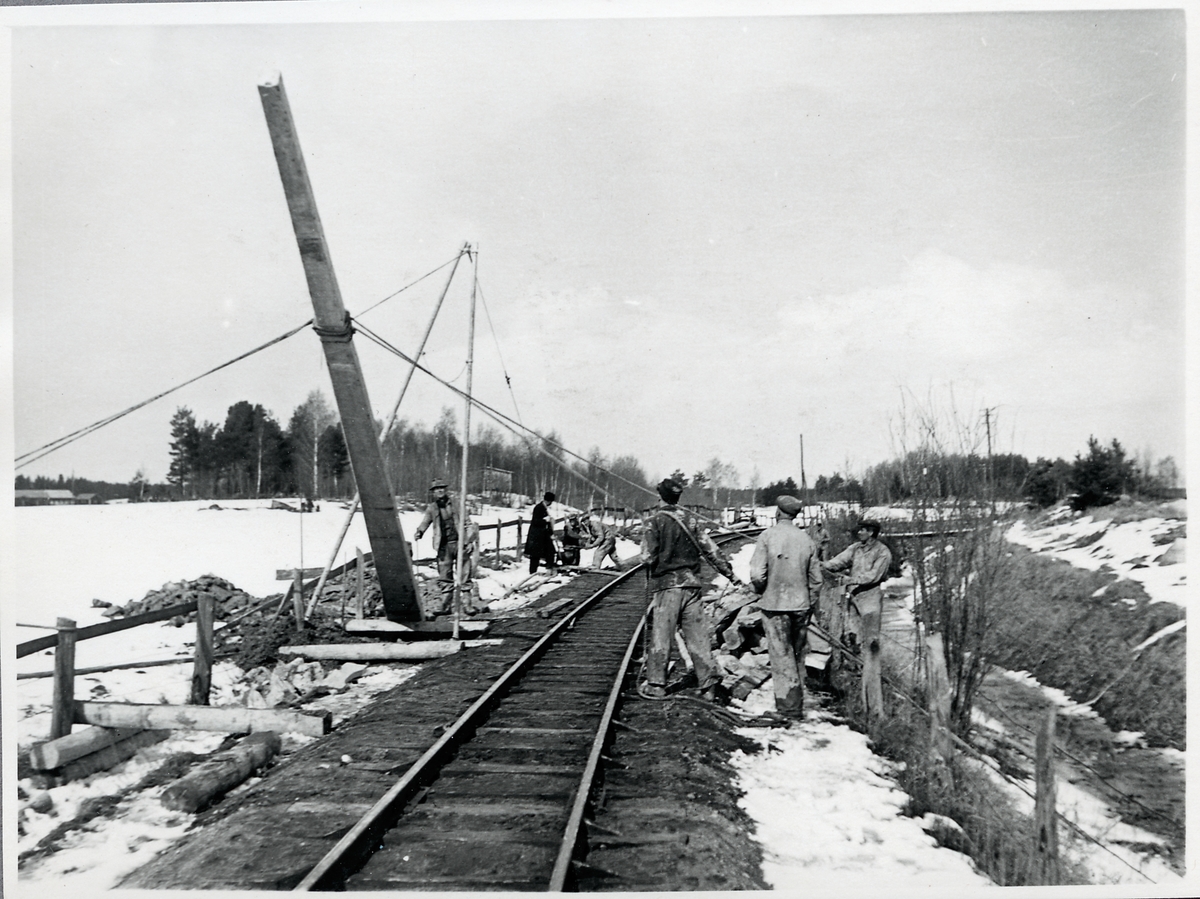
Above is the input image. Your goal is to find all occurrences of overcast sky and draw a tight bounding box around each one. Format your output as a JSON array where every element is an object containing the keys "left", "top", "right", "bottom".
[{"left": 8, "top": 3, "right": 1189, "bottom": 490}]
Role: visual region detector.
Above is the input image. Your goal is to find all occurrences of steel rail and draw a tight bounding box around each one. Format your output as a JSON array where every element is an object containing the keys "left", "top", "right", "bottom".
[
  {"left": 295, "top": 564, "right": 646, "bottom": 891},
  {"left": 549, "top": 605, "right": 648, "bottom": 890},
  {"left": 296, "top": 527, "right": 758, "bottom": 891},
  {"left": 549, "top": 527, "right": 755, "bottom": 890}
]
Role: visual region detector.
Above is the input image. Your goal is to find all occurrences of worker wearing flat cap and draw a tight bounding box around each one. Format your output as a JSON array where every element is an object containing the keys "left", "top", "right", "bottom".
[
  {"left": 638, "top": 477, "right": 738, "bottom": 703},
  {"left": 413, "top": 478, "right": 460, "bottom": 616},
  {"left": 822, "top": 518, "right": 892, "bottom": 722},
  {"left": 748, "top": 494, "right": 824, "bottom": 719}
]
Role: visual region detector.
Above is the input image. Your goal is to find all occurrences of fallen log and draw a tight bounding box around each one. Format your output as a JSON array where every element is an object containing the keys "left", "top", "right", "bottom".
[
  {"left": 30, "top": 729, "right": 170, "bottom": 788},
  {"left": 31, "top": 725, "right": 146, "bottom": 771},
  {"left": 74, "top": 700, "right": 331, "bottom": 737},
  {"left": 161, "top": 731, "right": 283, "bottom": 813},
  {"left": 276, "top": 641, "right": 499, "bottom": 661},
  {"left": 343, "top": 619, "right": 490, "bottom": 638}
]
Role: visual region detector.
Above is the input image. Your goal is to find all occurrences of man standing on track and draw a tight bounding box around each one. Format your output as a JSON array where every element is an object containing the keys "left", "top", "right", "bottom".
[
  {"left": 585, "top": 515, "right": 622, "bottom": 570},
  {"left": 524, "top": 491, "right": 558, "bottom": 575},
  {"left": 822, "top": 518, "right": 892, "bottom": 722},
  {"left": 638, "top": 477, "right": 738, "bottom": 703},
  {"left": 413, "top": 478, "right": 459, "bottom": 616},
  {"left": 749, "top": 495, "right": 824, "bottom": 719}
]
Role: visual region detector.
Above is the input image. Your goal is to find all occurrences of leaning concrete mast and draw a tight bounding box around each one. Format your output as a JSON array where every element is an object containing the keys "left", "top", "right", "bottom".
[{"left": 258, "top": 74, "right": 422, "bottom": 622}]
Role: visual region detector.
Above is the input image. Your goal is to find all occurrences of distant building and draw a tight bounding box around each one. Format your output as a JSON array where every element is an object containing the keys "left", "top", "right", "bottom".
[
  {"left": 15, "top": 489, "right": 78, "bottom": 506},
  {"left": 74, "top": 493, "right": 106, "bottom": 505}
]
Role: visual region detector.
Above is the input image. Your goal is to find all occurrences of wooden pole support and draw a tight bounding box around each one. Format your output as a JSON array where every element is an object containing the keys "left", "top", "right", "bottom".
[
  {"left": 1034, "top": 706, "right": 1059, "bottom": 884},
  {"left": 50, "top": 617, "right": 77, "bottom": 740},
  {"left": 356, "top": 546, "right": 365, "bottom": 619},
  {"left": 189, "top": 595, "right": 216, "bottom": 705},
  {"left": 293, "top": 569, "right": 305, "bottom": 632}
]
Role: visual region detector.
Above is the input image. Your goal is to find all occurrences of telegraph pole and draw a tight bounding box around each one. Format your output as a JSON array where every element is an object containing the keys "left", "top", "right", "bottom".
[{"left": 258, "top": 75, "right": 422, "bottom": 622}]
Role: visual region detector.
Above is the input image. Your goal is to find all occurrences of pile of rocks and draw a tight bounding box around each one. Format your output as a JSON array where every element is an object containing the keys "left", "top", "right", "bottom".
[{"left": 95, "top": 575, "right": 260, "bottom": 624}]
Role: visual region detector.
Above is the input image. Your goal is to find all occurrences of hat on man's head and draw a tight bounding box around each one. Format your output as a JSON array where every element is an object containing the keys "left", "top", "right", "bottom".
[
  {"left": 543, "top": 491, "right": 556, "bottom": 503},
  {"left": 857, "top": 518, "right": 882, "bottom": 536},
  {"left": 430, "top": 478, "right": 448, "bottom": 490},
  {"left": 657, "top": 478, "right": 684, "bottom": 503},
  {"left": 776, "top": 495, "right": 803, "bottom": 517}
]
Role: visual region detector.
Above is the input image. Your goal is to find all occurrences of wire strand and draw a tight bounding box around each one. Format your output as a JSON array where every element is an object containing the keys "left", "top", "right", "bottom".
[
  {"left": 16, "top": 252, "right": 467, "bottom": 470},
  {"left": 16, "top": 321, "right": 313, "bottom": 469}
]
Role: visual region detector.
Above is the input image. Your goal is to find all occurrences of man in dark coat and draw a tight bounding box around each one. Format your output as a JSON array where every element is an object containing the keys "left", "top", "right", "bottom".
[
  {"left": 524, "top": 491, "right": 558, "bottom": 574},
  {"left": 638, "top": 478, "right": 738, "bottom": 703}
]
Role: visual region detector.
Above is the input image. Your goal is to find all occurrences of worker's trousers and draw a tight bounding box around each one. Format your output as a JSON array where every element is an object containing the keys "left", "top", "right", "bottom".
[
  {"left": 760, "top": 608, "right": 810, "bottom": 718},
  {"left": 645, "top": 586, "right": 719, "bottom": 691},
  {"left": 591, "top": 539, "right": 620, "bottom": 570}
]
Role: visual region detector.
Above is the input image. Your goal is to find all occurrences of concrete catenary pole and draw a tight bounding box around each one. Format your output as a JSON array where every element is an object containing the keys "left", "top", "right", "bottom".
[{"left": 258, "top": 74, "right": 421, "bottom": 622}]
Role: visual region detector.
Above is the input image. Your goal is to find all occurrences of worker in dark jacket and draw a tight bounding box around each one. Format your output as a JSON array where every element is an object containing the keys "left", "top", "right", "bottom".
[
  {"left": 638, "top": 478, "right": 737, "bottom": 703},
  {"left": 559, "top": 514, "right": 585, "bottom": 567},
  {"left": 524, "top": 491, "right": 558, "bottom": 575},
  {"left": 822, "top": 518, "right": 892, "bottom": 722},
  {"left": 749, "top": 495, "right": 824, "bottom": 719},
  {"left": 413, "top": 478, "right": 458, "bottom": 615}
]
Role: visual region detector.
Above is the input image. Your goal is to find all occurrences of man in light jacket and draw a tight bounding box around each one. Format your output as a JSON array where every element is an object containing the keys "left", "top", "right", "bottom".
[
  {"left": 585, "top": 515, "right": 622, "bottom": 570},
  {"left": 749, "top": 495, "right": 824, "bottom": 719},
  {"left": 413, "top": 478, "right": 458, "bottom": 615},
  {"left": 822, "top": 518, "right": 892, "bottom": 722}
]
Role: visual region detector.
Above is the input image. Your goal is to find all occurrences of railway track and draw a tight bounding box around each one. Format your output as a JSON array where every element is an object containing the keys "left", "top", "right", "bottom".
[{"left": 294, "top": 530, "right": 758, "bottom": 892}]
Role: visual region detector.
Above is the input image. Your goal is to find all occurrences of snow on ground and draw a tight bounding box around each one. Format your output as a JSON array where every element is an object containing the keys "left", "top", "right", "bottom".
[
  {"left": 1006, "top": 508, "right": 1187, "bottom": 607},
  {"left": 10, "top": 498, "right": 589, "bottom": 889},
  {"left": 730, "top": 685, "right": 992, "bottom": 895},
  {"left": 12, "top": 501, "right": 1187, "bottom": 892}
]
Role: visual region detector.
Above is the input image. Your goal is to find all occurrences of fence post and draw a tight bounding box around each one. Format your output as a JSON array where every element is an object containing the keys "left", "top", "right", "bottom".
[
  {"left": 50, "top": 617, "right": 77, "bottom": 740},
  {"left": 293, "top": 570, "right": 305, "bottom": 632},
  {"left": 189, "top": 595, "right": 215, "bottom": 705},
  {"left": 517, "top": 519, "right": 523, "bottom": 554},
  {"left": 356, "top": 547, "right": 365, "bottom": 619},
  {"left": 924, "top": 632, "right": 953, "bottom": 769},
  {"left": 1034, "top": 707, "right": 1059, "bottom": 884},
  {"left": 496, "top": 521, "right": 501, "bottom": 557}
]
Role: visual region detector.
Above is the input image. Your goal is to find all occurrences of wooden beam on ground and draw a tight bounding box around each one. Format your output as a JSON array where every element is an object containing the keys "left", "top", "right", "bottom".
[
  {"left": 74, "top": 700, "right": 331, "bottom": 737},
  {"left": 31, "top": 729, "right": 170, "bottom": 787},
  {"left": 30, "top": 725, "right": 148, "bottom": 771},
  {"left": 161, "top": 732, "right": 283, "bottom": 813},
  {"left": 278, "top": 642, "right": 466, "bottom": 662},
  {"left": 343, "top": 619, "right": 490, "bottom": 638}
]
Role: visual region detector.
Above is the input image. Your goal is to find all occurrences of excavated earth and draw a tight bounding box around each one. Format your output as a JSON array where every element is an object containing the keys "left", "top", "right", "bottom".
[{"left": 120, "top": 570, "right": 767, "bottom": 890}]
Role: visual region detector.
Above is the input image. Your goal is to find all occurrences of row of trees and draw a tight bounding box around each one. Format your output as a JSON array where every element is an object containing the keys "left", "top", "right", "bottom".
[
  {"left": 167, "top": 393, "right": 349, "bottom": 501},
  {"left": 162, "top": 392, "right": 657, "bottom": 507},
  {"left": 745, "top": 440, "right": 1179, "bottom": 513}
]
